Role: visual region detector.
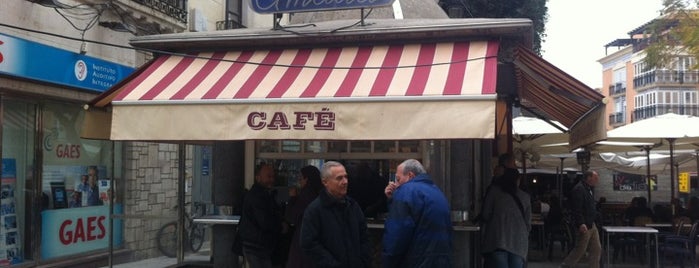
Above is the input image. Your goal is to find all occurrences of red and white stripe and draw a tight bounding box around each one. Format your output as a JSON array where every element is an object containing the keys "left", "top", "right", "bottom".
[{"left": 113, "top": 41, "right": 499, "bottom": 103}]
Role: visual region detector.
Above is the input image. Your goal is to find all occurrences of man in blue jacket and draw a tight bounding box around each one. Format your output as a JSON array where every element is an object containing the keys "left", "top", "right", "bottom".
[{"left": 382, "top": 159, "right": 452, "bottom": 267}]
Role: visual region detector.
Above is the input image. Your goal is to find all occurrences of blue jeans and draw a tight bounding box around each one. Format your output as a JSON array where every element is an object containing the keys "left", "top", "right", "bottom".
[{"left": 484, "top": 249, "right": 525, "bottom": 268}]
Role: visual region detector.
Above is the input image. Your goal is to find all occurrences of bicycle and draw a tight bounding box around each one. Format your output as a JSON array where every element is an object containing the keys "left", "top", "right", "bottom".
[{"left": 156, "top": 202, "right": 207, "bottom": 258}]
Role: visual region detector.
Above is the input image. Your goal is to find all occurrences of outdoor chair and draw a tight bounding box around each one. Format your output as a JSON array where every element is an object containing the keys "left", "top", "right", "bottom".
[
  {"left": 613, "top": 216, "right": 653, "bottom": 263},
  {"left": 659, "top": 220, "right": 699, "bottom": 268}
]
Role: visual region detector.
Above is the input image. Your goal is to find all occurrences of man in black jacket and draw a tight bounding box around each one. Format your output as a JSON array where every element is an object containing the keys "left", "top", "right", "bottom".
[
  {"left": 300, "top": 161, "right": 371, "bottom": 268},
  {"left": 238, "top": 163, "right": 287, "bottom": 268},
  {"left": 562, "top": 170, "right": 601, "bottom": 268}
]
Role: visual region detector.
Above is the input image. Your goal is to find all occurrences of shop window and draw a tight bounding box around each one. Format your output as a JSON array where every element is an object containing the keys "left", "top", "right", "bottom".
[
  {"left": 281, "top": 141, "right": 301, "bottom": 153},
  {"left": 39, "top": 102, "right": 123, "bottom": 260},
  {"left": 374, "top": 141, "right": 396, "bottom": 153},
  {"left": 258, "top": 140, "right": 279, "bottom": 153},
  {"left": 327, "top": 141, "right": 347, "bottom": 153},
  {"left": 1, "top": 100, "right": 36, "bottom": 265},
  {"left": 350, "top": 141, "right": 372, "bottom": 153}
]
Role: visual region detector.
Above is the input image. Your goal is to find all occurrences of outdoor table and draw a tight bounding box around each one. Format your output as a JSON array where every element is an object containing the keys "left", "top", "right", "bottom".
[
  {"left": 193, "top": 215, "right": 241, "bottom": 268},
  {"left": 602, "top": 226, "right": 659, "bottom": 267}
]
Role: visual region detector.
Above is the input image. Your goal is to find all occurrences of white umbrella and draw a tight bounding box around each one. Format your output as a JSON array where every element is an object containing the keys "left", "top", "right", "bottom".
[
  {"left": 607, "top": 113, "right": 699, "bottom": 203},
  {"left": 512, "top": 116, "right": 568, "bottom": 174}
]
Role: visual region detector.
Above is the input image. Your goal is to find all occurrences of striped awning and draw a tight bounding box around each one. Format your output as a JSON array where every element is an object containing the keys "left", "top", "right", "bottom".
[
  {"left": 85, "top": 41, "right": 500, "bottom": 141},
  {"left": 513, "top": 46, "right": 607, "bottom": 149}
]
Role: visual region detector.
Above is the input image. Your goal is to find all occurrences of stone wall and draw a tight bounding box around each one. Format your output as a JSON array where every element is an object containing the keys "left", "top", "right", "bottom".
[{"left": 122, "top": 142, "right": 193, "bottom": 260}]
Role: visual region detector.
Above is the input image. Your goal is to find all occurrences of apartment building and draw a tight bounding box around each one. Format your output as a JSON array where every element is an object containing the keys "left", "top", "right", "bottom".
[{"left": 600, "top": 15, "right": 699, "bottom": 128}]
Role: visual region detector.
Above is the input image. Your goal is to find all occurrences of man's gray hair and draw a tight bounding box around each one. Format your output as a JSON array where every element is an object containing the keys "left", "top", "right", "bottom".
[
  {"left": 320, "top": 161, "right": 344, "bottom": 180},
  {"left": 400, "top": 159, "right": 426, "bottom": 175}
]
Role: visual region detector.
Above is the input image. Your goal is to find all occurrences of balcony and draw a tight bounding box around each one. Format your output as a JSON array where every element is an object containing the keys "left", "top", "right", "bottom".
[
  {"left": 609, "top": 112, "right": 625, "bottom": 125},
  {"left": 633, "top": 70, "right": 699, "bottom": 90},
  {"left": 608, "top": 83, "right": 626, "bottom": 96},
  {"left": 76, "top": 0, "right": 188, "bottom": 35},
  {"left": 633, "top": 105, "right": 699, "bottom": 121},
  {"left": 132, "top": 0, "right": 187, "bottom": 23}
]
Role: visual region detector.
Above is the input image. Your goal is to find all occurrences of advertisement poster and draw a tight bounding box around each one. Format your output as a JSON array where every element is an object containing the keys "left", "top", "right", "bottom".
[
  {"left": 0, "top": 158, "right": 21, "bottom": 266},
  {"left": 613, "top": 172, "right": 658, "bottom": 191},
  {"left": 43, "top": 165, "right": 107, "bottom": 209},
  {"left": 40, "top": 205, "right": 123, "bottom": 259}
]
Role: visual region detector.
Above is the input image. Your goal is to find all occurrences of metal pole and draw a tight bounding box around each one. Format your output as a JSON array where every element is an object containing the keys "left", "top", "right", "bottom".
[
  {"left": 177, "top": 143, "right": 186, "bottom": 263},
  {"left": 644, "top": 146, "right": 652, "bottom": 205},
  {"left": 669, "top": 138, "right": 677, "bottom": 206},
  {"left": 559, "top": 157, "right": 565, "bottom": 207},
  {"left": 108, "top": 141, "right": 115, "bottom": 267}
]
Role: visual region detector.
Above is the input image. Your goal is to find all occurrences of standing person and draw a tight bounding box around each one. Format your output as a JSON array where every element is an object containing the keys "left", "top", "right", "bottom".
[
  {"left": 285, "top": 165, "right": 323, "bottom": 268},
  {"left": 382, "top": 159, "right": 452, "bottom": 268},
  {"left": 239, "top": 163, "right": 288, "bottom": 268},
  {"left": 300, "top": 161, "right": 371, "bottom": 268},
  {"left": 481, "top": 156, "right": 531, "bottom": 268},
  {"left": 561, "top": 170, "right": 601, "bottom": 268}
]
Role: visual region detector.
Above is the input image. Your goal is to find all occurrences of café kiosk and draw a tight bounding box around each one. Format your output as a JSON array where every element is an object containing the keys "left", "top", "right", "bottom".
[{"left": 82, "top": 1, "right": 606, "bottom": 266}]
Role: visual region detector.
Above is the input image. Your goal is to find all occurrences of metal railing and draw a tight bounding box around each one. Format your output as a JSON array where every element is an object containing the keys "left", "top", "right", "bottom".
[
  {"left": 133, "top": 0, "right": 188, "bottom": 23},
  {"left": 608, "top": 112, "right": 625, "bottom": 125},
  {"left": 633, "top": 70, "right": 699, "bottom": 88}
]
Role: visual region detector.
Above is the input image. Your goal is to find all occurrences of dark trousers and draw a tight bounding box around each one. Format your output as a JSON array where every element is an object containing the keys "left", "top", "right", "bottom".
[{"left": 243, "top": 247, "right": 277, "bottom": 268}]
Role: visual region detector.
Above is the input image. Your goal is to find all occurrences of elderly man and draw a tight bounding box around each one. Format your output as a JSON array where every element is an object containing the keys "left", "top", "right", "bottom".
[
  {"left": 301, "top": 161, "right": 371, "bottom": 268},
  {"left": 382, "top": 159, "right": 452, "bottom": 267}
]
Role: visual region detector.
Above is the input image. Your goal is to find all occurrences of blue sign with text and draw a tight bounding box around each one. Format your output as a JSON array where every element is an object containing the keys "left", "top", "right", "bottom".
[
  {"left": 0, "top": 33, "right": 134, "bottom": 93},
  {"left": 252, "top": 0, "right": 395, "bottom": 14}
]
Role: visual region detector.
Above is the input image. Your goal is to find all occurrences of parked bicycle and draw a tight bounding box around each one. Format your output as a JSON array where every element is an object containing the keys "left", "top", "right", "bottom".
[{"left": 156, "top": 202, "right": 207, "bottom": 258}]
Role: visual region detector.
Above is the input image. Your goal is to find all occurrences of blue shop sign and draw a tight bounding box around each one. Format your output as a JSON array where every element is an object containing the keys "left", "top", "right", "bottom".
[
  {"left": 252, "top": 0, "right": 395, "bottom": 14},
  {"left": 0, "top": 33, "right": 134, "bottom": 93}
]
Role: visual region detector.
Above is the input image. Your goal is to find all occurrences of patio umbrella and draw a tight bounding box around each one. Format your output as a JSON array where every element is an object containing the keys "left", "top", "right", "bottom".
[
  {"left": 607, "top": 113, "right": 699, "bottom": 204},
  {"left": 512, "top": 116, "right": 568, "bottom": 175}
]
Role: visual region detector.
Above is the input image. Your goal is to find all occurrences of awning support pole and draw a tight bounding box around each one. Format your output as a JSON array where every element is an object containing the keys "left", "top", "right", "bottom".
[{"left": 177, "top": 143, "right": 186, "bottom": 263}]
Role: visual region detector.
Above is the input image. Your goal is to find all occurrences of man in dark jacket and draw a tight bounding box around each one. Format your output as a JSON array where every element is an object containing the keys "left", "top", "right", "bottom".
[
  {"left": 238, "top": 163, "right": 287, "bottom": 268},
  {"left": 382, "top": 159, "right": 452, "bottom": 268},
  {"left": 562, "top": 170, "right": 601, "bottom": 268},
  {"left": 301, "top": 161, "right": 371, "bottom": 268}
]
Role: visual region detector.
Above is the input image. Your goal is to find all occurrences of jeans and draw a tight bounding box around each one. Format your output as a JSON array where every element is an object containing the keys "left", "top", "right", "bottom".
[{"left": 484, "top": 249, "right": 525, "bottom": 268}]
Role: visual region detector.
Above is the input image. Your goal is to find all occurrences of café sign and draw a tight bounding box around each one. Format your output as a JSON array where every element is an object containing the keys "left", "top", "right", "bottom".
[{"left": 252, "top": 0, "right": 395, "bottom": 14}]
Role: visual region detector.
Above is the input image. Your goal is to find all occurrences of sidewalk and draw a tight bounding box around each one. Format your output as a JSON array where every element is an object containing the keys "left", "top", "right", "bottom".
[
  {"left": 100, "top": 244, "right": 211, "bottom": 268},
  {"left": 102, "top": 243, "right": 675, "bottom": 268}
]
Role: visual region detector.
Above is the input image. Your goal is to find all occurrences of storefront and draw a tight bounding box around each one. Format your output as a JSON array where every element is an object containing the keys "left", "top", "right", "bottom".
[
  {"left": 83, "top": 18, "right": 605, "bottom": 267},
  {"left": 0, "top": 32, "right": 133, "bottom": 266}
]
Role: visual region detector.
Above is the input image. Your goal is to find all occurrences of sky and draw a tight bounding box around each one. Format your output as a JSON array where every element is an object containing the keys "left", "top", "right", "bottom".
[{"left": 541, "top": 0, "right": 665, "bottom": 89}]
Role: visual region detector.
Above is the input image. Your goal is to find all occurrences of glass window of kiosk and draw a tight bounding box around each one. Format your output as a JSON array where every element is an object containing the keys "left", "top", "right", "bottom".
[{"left": 256, "top": 140, "right": 424, "bottom": 218}]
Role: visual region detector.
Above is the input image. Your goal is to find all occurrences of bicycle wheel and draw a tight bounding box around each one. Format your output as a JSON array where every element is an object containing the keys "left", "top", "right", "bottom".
[
  {"left": 157, "top": 221, "right": 186, "bottom": 258},
  {"left": 189, "top": 223, "right": 205, "bottom": 252}
]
